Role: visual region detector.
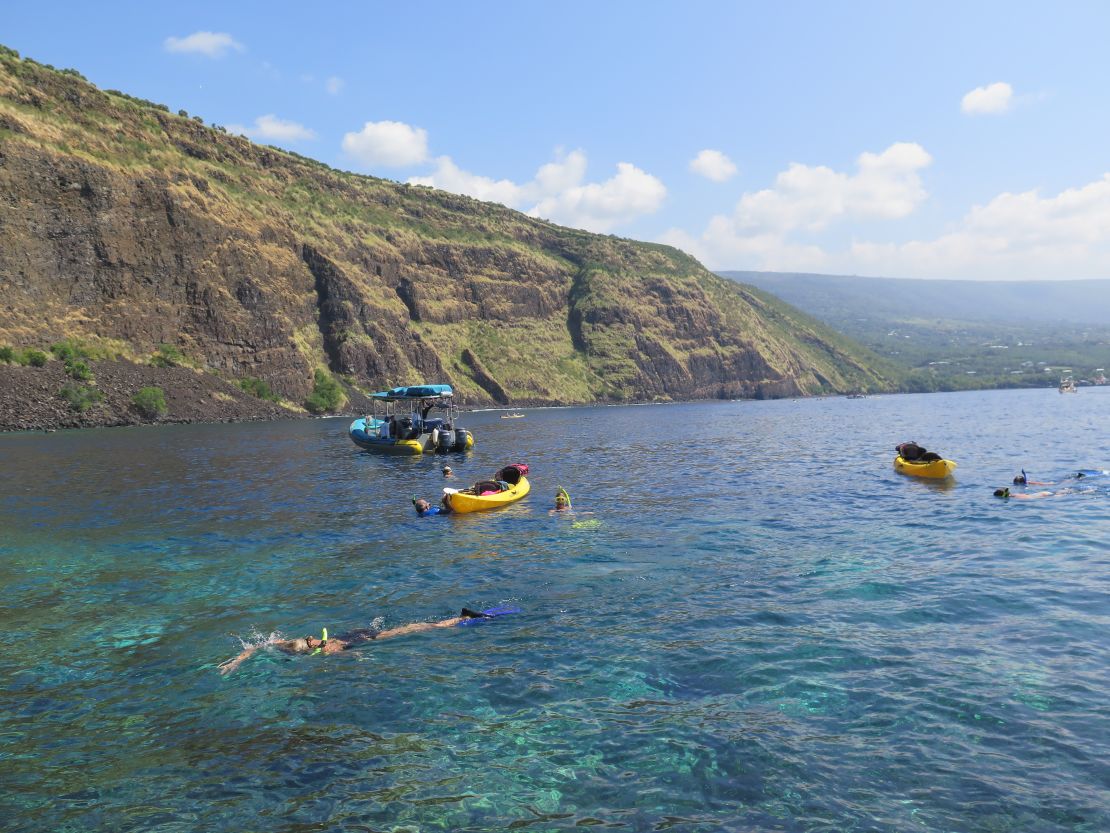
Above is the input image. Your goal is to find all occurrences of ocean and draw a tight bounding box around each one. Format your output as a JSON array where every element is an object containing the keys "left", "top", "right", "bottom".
[{"left": 1, "top": 387, "right": 1107, "bottom": 832}]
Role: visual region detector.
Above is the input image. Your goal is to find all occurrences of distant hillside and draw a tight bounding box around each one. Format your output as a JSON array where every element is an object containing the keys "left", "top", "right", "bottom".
[
  {"left": 720, "top": 271, "right": 1110, "bottom": 390},
  {"left": 721, "top": 271, "right": 1110, "bottom": 326},
  {"left": 0, "top": 46, "right": 897, "bottom": 429}
]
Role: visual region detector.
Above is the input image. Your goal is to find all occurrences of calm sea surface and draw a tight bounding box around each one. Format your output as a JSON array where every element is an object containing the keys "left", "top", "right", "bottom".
[{"left": 1, "top": 388, "right": 1108, "bottom": 833}]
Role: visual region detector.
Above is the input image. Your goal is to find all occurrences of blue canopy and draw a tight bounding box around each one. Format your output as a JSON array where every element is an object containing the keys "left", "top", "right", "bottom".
[{"left": 370, "top": 384, "right": 454, "bottom": 401}]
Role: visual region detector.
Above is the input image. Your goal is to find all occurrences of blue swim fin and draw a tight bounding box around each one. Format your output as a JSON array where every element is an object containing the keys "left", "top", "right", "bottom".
[{"left": 458, "top": 606, "right": 521, "bottom": 626}]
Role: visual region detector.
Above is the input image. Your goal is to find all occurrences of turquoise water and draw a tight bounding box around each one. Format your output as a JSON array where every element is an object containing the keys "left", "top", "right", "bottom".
[{"left": 1, "top": 388, "right": 1108, "bottom": 832}]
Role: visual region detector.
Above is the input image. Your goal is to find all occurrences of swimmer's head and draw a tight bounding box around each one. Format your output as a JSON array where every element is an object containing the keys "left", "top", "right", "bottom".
[
  {"left": 442, "top": 466, "right": 452, "bottom": 476},
  {"left": 288, "top": 638, "right": 310, "bottom": 653},
  {"left": 994, "top": 488, "right": 1011, "bottom": 498},
  {"left": 555, "top": 492, "right": 570, "bottom": 509},
  {"left": 1013, "top": 474, "right": 1027, "bottom": 485},
  {"left": 1076, "top": 471, "right": 1086, "bottom": 479},
  {"left": 414, "top": 498, "right": 431, "bottom": 513}
]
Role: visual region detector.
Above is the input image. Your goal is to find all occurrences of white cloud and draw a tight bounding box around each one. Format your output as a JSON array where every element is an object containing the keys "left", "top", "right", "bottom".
[
  {"left": 529, "top": 162, "right": 666, "bottom": 233},
  {"left": 164, "top": 31, "right": 244, "bottom": 58},
  {"left": 342, "top": 120, "right": 429, "bottom": 168},
  {"left": 961, "top": 82, "right": 1014, "bottom": 115},
  {"left": 690, "top": 149, "right": 738, "bottom": 182},
  {"left": 325, "top": 76, "right": 344, "bottom": 95},
  {"left": 226, "top": 114, "right": 316, "bottom": 142},
  {"left": 663, "top": 151, "right": 1110, "bottom": 280},
  {"left": 408, "top": 148, "right": 666, "bottom": 233},
  {"left": 660, "top": 142, "right": 932, "bottom": 270}
]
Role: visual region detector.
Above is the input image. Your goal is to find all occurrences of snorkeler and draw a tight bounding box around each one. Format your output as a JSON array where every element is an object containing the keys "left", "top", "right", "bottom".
[
  {"left": 413, "top": 495, "right": 452, "bottom": 516},
  {"left": 218, "top": 607, "right": 517, "bottom": 674},
  {"left": 1012, "top": 469, "right": 1053, "bottom": 486},
  {"left": 994, "top": 486, "right": 1096, "bottom": 500},
  {"left": 554, "top": 487, "right": 572, "bottom": 511}
]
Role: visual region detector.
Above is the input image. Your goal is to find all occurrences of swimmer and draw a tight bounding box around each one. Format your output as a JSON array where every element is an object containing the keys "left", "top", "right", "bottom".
[
  {"left": 413, "top": 495, "right": 452, "bottom": 516},
  {"left": 218, "top": 607, "right": 504, "bottom": 674},
  {"left": 994, "top": 486, "right": 1096, "bottom": 500},
  {"left": 554, "top": 486, "right": 572, "bottom": 511},
  {"left": 1013, "top": 469, "right": 1053, "bottom": 486},
  {"left": 442, "top": 465, "right": 454, "bottom": 478}
]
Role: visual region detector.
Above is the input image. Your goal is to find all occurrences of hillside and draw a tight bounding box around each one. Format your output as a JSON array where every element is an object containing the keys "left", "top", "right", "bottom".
[
  {"left": 0, "top": 47, "right": 895, "bottom": 430},
  {"left": 721, "top": 271, "right": 1110, "bottom": 390}
]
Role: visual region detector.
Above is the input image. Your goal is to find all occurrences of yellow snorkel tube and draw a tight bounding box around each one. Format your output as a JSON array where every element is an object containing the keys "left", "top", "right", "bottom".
[
  {"left": 311, "top": 627, "right": 328, "bottom": 655},
  {"left": 556, "top": 486, "right": 572, "bottom": 509}
]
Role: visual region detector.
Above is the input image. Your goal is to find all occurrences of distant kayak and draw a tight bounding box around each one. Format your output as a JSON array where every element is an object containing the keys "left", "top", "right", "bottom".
[
  {"left": 894, "top": 455, "right": 957, "bottom": 479},
  {"left": 500, "top": 413, "right": 525, "bottom": 419}
]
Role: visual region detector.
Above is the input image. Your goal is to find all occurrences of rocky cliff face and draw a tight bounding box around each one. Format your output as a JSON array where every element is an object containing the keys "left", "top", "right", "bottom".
[{"left": 0, "top": 51, "right": 894, "bottom": 427}]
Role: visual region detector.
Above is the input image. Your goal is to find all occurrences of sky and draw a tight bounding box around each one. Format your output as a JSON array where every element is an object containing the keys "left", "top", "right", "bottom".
[{"left": 6, "top": 2, "right": 1110, "bottom": 281}]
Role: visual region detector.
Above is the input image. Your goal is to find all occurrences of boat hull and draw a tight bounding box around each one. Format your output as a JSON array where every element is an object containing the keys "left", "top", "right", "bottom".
[
  {"left": 348, "top": 418, "right": 473, "bottom": 455},
  {"left": 445, "top": 476, "right": 530, "bottom": 513},
  {"left": 894, "top": 455, "right": 957, "bottom": 479}
]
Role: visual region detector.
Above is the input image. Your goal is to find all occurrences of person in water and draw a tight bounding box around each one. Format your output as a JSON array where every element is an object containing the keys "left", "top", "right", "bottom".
[
  {"left": 442, "top": 465, "right": 454, "bottom": 478},
  {"left": 413, "top": 495, "right": 452, "bottom": 516},
  {"left": 994, "top": 486, "right": 1095, "bottom": 500},
  {"left": 1013, "top": 469, "right": 1053, "bottom": 486},
  {"left": 554, "top": 487, "right": 572, "bottom": 511},
  {"left": 218, "top": 607, "right": 499, "bottom": 674}
]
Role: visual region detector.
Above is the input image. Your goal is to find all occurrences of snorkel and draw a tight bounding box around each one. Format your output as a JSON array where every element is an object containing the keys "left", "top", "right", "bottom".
[{"left": 310, "top": 627, "right": 328, "bottom": 655}]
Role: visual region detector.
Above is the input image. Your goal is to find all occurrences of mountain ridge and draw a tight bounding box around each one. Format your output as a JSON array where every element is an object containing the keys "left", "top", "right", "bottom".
[{"left": 0, "top": 47, "right": 895, "bottom": 429}]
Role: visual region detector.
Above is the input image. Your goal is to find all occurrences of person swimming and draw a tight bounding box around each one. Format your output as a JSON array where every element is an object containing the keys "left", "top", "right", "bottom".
[
  {"left": 413, "top": 495, "right": 452, "bottom": 516},
  {"left": 554, "top": 487, "right": 572, "bottom": 511},
  {"left": 442, "top": 465, "right": 454, "bottom": 477},
  {"left": 1012, "top": 469, "right": 1053, "bottom": 486},
  {"left": 219, "top": 607, "right": 515, "bottom": 674}
]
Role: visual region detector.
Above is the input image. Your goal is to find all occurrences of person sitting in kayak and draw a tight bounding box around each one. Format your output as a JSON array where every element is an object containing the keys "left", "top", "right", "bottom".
[
  {"left": 896, "top": 441, "right": 943, "bottom": 462},
  {"left": 218, "top": 607, "right": 509, "bottom": 674},
  {"left": 413, "top": 495, "right": 452, "bottom": 516}
]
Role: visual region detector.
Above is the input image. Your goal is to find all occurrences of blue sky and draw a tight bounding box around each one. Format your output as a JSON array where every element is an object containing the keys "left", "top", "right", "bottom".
[{"left": 6, "top": 2, "right": 1110, "bottom": 280}]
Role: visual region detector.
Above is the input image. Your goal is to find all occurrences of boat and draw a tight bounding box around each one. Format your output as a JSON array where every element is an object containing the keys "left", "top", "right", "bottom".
[
  {"left": 500, "top": 412, "right": 525, "bottom": 419},
  {"left": 894, "top": 456, "right": 958, "bottom": 479},
  {"left": 1059, "top": 375, "right": 1077, "bottom": 393},
  {"left": 444, "top": 464, "right": 530, "bottom": 513},
  {"left": 349, "top": 384, "right": 474, "bottom": 454}
]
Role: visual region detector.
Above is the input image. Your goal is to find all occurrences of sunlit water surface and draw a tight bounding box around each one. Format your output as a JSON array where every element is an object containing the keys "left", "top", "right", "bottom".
[{"left": 1, "top": 388, "right": 1108, "bottom": 832}]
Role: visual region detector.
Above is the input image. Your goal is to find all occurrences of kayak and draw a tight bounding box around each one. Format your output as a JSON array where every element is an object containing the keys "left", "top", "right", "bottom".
[
  {"left": 894, "top": 455, "right": 957, "bottom": 479},
  {"left": 445, "top": 476, "right": 530, "bottom": 513}
]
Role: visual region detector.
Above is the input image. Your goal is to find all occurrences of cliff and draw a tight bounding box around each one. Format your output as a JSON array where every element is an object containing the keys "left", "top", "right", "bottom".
[{"left": 0, "top": 47, "right": 895, "bottom": 429}]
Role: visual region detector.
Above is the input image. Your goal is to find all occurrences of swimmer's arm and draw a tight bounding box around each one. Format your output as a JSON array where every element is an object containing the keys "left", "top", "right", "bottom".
[{"left": 218, "top": 645, "right": 260, "bottom": 675}]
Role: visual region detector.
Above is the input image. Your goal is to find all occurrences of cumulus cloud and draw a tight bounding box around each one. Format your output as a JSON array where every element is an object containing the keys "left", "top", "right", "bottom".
[
  {"left": 164, "top": 31, "right": 244, "bottom": 58},
  {"left": 690, "top": 149, "right": 738, "bottom": 182},
  {"left": 325, "top": 76, "right": 344, "bottom": 95},
  {"left": 961, "top": 82, "right": 1014, "bottom": 115},
  {"left": 409, "top": 149, "right": 666, "bottom": 233},
  {"left": 226, "top": 114, "right": 316, "bottom": 142},
  {"left": 342, "top": 120, "right": 429, "bottom": 167},
  {"left": 663, "top": 146, "right": 1110, "bottom": 280},
  {"left": 660, "top": 142, "right": 932, "bottom": 270}
]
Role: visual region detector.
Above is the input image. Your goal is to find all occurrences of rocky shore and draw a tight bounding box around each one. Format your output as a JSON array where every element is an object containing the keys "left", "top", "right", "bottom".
[{"left": 0, "top": 360, "right": 330, "bottom": 432}]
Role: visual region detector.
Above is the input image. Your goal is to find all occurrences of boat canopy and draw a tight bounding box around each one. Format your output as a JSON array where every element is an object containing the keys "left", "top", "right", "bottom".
[{"left": 370, "top": 384, "right": 454, "bottom": 401}]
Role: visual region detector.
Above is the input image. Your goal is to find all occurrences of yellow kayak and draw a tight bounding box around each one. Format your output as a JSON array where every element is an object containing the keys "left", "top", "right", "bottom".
[
  {"left": 894, "top": 455, "right": 957, "bottom": 479},
  {"left": 446, "top": 476, "right": 530, "bottom": 513}
]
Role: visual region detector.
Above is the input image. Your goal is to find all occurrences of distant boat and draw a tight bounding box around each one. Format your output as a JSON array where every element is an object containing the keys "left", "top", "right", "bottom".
[
  {"left": 500, "top": 412, "right": 525, "bottom": 419},
  {"left": 1059, "top": 376, "right": 1077, "bottom": 394},
  {"left": 846, "top": 392, "right": 867, "bottom": 399}
]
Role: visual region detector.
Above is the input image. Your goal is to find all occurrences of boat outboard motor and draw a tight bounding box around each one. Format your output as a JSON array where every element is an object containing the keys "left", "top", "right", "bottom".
[
  {"left": 437, "top": 429, "right": 454, "bottom": 452},
  {"left": 453, "top": 428, "right": 471, "bottom": 451}
]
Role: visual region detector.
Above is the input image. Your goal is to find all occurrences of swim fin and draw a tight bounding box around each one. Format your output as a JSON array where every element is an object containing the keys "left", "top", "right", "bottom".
[{"left": 458, "top": 606, "right": 521, "bottom": 626}]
